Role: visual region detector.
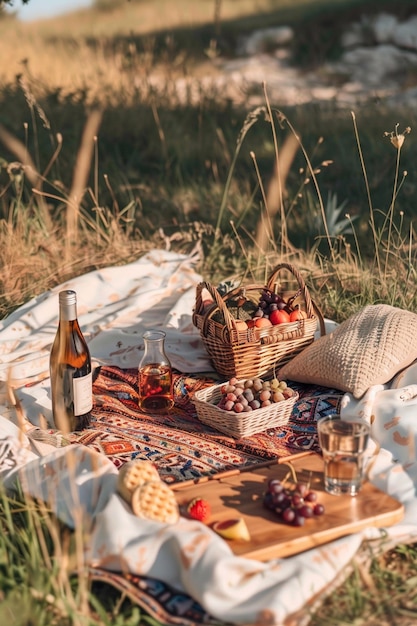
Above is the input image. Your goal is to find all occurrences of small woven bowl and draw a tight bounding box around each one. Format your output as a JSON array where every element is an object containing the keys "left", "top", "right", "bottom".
[{"left": 192, "top": 382, "right": 298, "bottom": 439}]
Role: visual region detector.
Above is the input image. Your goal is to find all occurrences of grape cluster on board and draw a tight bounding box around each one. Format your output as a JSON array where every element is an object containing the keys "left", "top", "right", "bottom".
[
  {"left": 263, "top": 478, "right": 325, "bottom": 527},
  {"left": 217, "top": 377, "right": 296, "bottom": 413}
]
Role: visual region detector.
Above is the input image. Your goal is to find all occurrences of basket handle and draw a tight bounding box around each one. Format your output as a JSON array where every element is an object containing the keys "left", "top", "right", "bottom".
[
  {"left": 194, "top": 281, "right": 239, "bottom": 338},
  {"left": 267, "top": 262, "right": 326, "bottom": 336},
  {"left": 266, "top": 262, "right": 313, "bottom": 315},
  {"left": 311, "top": 299, "right": 326, "bottom": 336}
]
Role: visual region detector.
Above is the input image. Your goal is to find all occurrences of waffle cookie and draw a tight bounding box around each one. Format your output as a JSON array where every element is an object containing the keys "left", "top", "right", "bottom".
[
  {"left": 131, "top": 480, "right": 180, "bottom": 525},
  {"left": 117, "top": 459, "right": 160, "bottom": 504}
]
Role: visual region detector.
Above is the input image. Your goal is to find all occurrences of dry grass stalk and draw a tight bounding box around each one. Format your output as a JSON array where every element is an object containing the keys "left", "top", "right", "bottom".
[
  {"left": 255, "top": 132, "right": 299, "bottom": 252},
  {"left": 66, "top": 109, "right": 103, "bottom": 256},
  {"left": 0, "top": 122, "right": 54, "bottom": 232},
  {"left": 0, "top": 123, "right": 40, "bottom": 188}
]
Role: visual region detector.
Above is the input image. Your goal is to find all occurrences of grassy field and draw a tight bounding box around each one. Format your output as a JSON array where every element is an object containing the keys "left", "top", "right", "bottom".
[{"left": 1, "top": 0, "right": 417, "bottom": 624}]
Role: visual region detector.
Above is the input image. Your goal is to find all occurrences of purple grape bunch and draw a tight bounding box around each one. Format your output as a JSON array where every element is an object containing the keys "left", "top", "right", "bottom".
[
  {"left": 263, "top": 478, "right": 325, "bottom": 526},
  {"left": 253, "top": 289, "right": 289, "bottom": 320}
]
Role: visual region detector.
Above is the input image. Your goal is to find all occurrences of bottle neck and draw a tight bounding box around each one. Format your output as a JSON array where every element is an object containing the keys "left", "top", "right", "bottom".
[
  {"left": 58, "top": 290, "right": 78, "bottom": 322},
  {"left": 144, "top": 338, "right": 165, "bottom": 358},
  {"left": 142, "top": 330, "right": 169, "bottom": 363},
  {"left": 59, "top": 303, "right": 77, "bottom": 322}
]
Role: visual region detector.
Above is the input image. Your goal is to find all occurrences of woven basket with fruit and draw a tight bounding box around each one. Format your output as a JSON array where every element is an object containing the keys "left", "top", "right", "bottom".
[
  {"left": 193, "top": 376, "right": 299, "bottom": 438},
  {"left": 192, "top": 262, "right": 324, "bottom": 380}
]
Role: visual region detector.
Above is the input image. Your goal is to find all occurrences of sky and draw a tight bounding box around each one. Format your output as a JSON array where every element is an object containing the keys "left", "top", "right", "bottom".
[{"left": 10, "top": 0, "right": 92, "bottom": 21}]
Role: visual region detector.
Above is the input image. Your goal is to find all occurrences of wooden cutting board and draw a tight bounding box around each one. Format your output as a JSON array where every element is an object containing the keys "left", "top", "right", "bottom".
[{"left": 173, "top": 453, "right": 404, "bottom": 560}]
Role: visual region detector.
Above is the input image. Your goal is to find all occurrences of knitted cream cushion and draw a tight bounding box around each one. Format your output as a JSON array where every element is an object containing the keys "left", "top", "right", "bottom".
[{"left": 278, "top": 304, "right": 417, "bottom": 399}]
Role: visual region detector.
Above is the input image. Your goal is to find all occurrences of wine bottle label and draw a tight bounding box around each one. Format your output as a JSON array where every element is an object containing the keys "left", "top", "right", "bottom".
[{"left": 73, "top": 372, "right": 93, "bottom": 416}]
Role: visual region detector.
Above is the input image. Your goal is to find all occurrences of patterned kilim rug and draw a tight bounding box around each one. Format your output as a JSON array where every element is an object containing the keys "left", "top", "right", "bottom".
[
  {"left": 70, "top": 365, "right": 343, "bottom": 484},
  {"left": 69, "top": 365, "right": 343, "bottom": 626},
  {"left": 88, "top": 567, "right": 229, "bottom": 626}
]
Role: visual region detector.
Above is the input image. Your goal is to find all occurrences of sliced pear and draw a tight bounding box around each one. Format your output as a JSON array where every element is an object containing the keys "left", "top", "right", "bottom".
[{"left": 212, "top": 518, "right": 251, "bottom": 541}]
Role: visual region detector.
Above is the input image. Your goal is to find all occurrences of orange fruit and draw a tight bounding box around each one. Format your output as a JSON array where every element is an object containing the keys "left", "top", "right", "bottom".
[
  {"left": 289, "top": 308, "right": 307, "bottom": 322},
  {"left": 254, "top": 317, "right": 273, "bottom": 329},
  {"left": 269, "top": 309, "right": 291, "bottom": 325}
]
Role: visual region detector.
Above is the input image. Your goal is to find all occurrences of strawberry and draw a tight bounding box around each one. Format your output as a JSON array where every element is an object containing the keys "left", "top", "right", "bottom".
[{"left": 187, "top": 497, "right": 211, "bottom": 522}]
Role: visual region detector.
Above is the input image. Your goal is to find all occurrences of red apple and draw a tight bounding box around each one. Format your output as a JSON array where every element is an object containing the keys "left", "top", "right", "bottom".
[{"left": 269, "top": 309, "right": 291, "bottom": 325}]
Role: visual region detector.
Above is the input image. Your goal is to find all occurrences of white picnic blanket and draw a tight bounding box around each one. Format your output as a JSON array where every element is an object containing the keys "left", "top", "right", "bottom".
[{"left": 1, "top": 248, "right": 417, "bottom": 626}]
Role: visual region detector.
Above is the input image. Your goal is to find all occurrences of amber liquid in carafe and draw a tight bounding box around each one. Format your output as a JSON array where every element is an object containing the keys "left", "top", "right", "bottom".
[{"left": 139, "top": 363, "right": 173, "bottom": 411}]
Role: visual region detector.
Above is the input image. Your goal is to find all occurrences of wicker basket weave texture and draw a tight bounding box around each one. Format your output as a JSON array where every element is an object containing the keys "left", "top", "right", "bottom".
[
  {"left": 193, "top": 382, "right": 299, "bottom": 438},
  {"left": 193, "top": 262, "right": 324, "bottom": 380}
]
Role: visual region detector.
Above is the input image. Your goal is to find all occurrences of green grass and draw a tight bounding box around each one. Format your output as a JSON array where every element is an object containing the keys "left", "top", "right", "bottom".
[{"left": 1, "top": 0, "right": 417, "bottom": 624}]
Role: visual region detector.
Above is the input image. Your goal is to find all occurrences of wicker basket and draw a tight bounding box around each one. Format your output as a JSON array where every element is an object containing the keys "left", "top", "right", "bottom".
[
  {"left": 193, "top": 381, "right": 299, "bottom": 438},
  {"left": 192, "top": 262, "right": 324, "bottom": 380}
]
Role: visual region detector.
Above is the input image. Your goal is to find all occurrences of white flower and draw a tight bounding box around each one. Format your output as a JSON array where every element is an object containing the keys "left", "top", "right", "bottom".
[{"left": 384, "top": 124, "right": 411, "bottom": 149}]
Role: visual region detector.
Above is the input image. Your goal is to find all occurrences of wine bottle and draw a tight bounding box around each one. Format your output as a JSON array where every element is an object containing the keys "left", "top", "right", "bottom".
[{"left": 49, "top": 289, "right": 92, "bottom": 432}]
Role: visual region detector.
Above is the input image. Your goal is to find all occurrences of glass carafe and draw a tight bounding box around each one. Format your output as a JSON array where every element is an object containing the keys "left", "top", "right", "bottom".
[{"left": 138, "top": 330, "right": 173, "bottom": 412}]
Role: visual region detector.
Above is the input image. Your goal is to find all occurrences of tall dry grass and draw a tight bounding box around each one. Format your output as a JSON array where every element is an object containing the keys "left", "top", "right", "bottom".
[{"left": 1, "top": 73, "right": 415, "bottom": 320}]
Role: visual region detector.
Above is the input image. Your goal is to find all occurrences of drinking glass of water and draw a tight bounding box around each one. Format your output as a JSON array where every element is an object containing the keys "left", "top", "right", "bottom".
[{"left": 317, "top": 415, "right": 370, "bottom": 496}]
